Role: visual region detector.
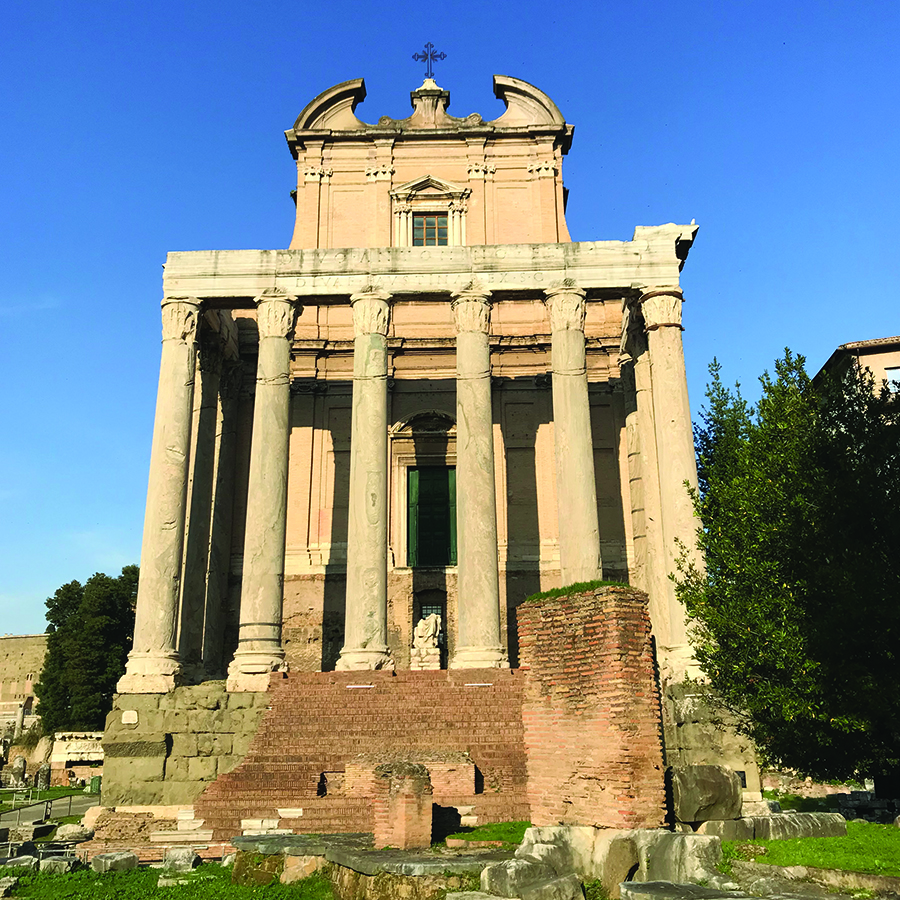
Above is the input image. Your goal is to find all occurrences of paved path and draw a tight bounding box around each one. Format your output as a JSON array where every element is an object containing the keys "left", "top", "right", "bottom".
[{"left": 0, "top": 793, "right": 97, "bottom": 827}]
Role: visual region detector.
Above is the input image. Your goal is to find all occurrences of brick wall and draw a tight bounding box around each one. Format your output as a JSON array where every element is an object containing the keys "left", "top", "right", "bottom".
[
  {"left": 194, "top": 669, "right": 528, "bottom": 840},
  {"left": 516, "top": 585, "right": 666, "bottom": 829}
]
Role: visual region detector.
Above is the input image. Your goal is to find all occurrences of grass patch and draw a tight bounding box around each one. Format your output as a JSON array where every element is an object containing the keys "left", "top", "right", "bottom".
[
  {"left": 0, "top": 863, "right": 334, "bottom": 898},
  {"left": 762, "top": 789, "right": 837, "bottom": 813},
  {"left": 722, "top": 821, "right": 900, "bottom": 878},
  {"left": 0, "top": 786, "right": 87, "bottom": 813},
  {"left": 522, "top": 580, "right": 630, "bottom": 604},
  {"left": 584, "top": 879, "right": 611, "bottom": 900},
  {"left": 444, "top": 820, "right": 531, "bottom": 845}
]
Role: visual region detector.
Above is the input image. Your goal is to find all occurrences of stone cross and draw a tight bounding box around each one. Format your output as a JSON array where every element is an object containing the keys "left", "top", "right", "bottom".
[{"left": 412, "top": 42, "right": 446, "bottom": 79}]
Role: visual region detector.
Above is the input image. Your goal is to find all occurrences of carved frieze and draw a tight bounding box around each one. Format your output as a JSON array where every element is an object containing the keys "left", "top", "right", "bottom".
[
  {"left": 640, "top": 288, "right": 683, "bottom": 330},
  {"left": 160, "top": 297, "right": 201, "bottom": 343},
  {"left": 255, "top": 288, "right": 299, "bottom": 339},
  {"left": 543, "top": 280, "right": 586, "bottom": 332},
  {"left": 365, "top": 165, "right": 395, "bottom": 181},
  {"left": 466, "top": 162, "right": 496, "bottom": 178},
  {"left": 350, "top": 286, "right": 391, "bottom": 336},
  {"left": 303, "top": 166, "right": 333, "bottom": 182},
  {"left": 527, "top": 160, "right": 557, "bottom": 177}
]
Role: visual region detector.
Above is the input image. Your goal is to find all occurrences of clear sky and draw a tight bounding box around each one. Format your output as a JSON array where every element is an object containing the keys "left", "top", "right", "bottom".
[{"left": 1, "top": 0, "right": 897, "bottom": 635}]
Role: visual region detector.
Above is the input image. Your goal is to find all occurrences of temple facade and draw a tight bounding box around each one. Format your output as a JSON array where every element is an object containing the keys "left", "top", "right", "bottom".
[{"left": 117, "top": 75, "right": 702, "bottom": 696}]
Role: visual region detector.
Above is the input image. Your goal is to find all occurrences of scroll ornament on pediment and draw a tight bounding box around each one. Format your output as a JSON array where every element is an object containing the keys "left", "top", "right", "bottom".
[
  {"left": 640, "top": 290, "right": 683, "bottom": 330},
  {"left": 351, "top": 287, "right": 391, "bottom": 337},
  {"left": 161, "top": 298, "right": 200, "bottom": 343},
  {"left": 255, "top": 289, "right": 299, "bottom": 339}
]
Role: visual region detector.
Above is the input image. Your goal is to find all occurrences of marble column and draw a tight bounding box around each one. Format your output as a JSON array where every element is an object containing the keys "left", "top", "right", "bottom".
[
  {"left": 337, "top": 287, "right": 394, "bottom": 671},
  {"left": 201, "top": 317, "right": 241, "bottom": 679},
  {"left": 543, "top": 280, "right": 602, "bottom": 585},
  {"left": 227, "top": 288, "right": 298, "bottom": 691},
  {"left": 118, "top": 297, "right": 200, "bottom": 694},
  {"left": 640, "top": 287, "right": 698, "bottom": 653},
  {"left": 450, "top": 282, "right": 507, "bottom": 669},
  {"left": 178, "top": 321, "right": 224, "bottom": 683}
]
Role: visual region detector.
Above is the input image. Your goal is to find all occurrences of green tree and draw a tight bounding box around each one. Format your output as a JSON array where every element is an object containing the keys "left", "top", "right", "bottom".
[
  {"left": 34, "top": 566, "right": 137, "bottom": 732},
  {"left": 676, "top": 351, "right": 900, "bottom": 783}
]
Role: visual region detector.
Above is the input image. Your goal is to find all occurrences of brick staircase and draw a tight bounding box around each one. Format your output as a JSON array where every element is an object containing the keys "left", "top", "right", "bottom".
[{"left": 195, "top": 669, "right": 529, "bottom": 841}]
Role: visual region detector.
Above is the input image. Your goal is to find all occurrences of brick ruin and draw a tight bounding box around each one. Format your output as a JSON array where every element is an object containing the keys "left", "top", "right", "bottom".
[{"left": 95, "top": 586, "right": 666, "bottom": 850}]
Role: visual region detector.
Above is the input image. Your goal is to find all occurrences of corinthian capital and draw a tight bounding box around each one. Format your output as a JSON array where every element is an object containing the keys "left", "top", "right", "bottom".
[
  {"left": 543, "top": 280, "right": 586, "bottom": 332},
  {"left": 350, "top": 286, "right": 391, "bottom": 337},
  {"left": 161, "top": 297, "right": 201, "bottom": 343},
  {"left": 255, "top": 288, "right": 299, "bottom": 340},
  {"left": 639, "top": 288, "right": 683, "bottom": 330},
  {"left": 451, "top": 281, "right": 492, "bottom": 334}
]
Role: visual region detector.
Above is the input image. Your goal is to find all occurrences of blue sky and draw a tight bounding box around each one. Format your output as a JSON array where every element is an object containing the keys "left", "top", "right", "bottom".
[{"left": 1, "top": 0, "right": 897, "bottom": 634}]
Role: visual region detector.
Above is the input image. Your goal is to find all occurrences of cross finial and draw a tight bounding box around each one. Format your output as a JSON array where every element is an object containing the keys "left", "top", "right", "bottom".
[{"left": 412, "top": 41, "right": 446, "bottom": 79}]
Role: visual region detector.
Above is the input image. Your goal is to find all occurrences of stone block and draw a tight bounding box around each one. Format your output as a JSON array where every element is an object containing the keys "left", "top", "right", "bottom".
[
  {"left": 171, "top": 733, "right": 198, "bottom": 758},
  {"left": 645, "top": 834, "right": 725, "bottom": 886},
  {"left": 518, "top": 825, "right": 596, "bottom": 876},
  {"left": 520, "top": 874, "right": 583, "bottom": 900},
  {"left": 91, "top": 851, "right": 139, "bottom": 873},
  {"left": 197, "top": 732, "right": 232, "bottom": 756},
  {"left": 741, "top": 799, "right": 780, "bottom": 816},
  {"left": 187, "top": 755, "right": 219, "bottom": 781},
  {"left": 40, "top": 856, "right": 79, "bottom": 874},
  {"left": 589, "top": 831, "right": 640, "bottom": 899},
  {"left": 1, "top": 857, "right": 37, "bottom": 872},
  {"left": 165, "top": 757, "right": 191, "bottom": 781},
  {"left": 621, "top": 883, "right": 750, "bottom": 900},
  {"left": 55, "top": 823, "right": 94, "bottom": 842},
  {"left": 115, "top": 694, "right": 162, "bottom": 712},
  {"left": 670, "top": 765, "right": 742, "bottom": 823},
  {"left": 163, "top": 847, "right": 201, "bottom": 871},
  {"left": 280, "top": 854, "right": 327, "bottom": 883},
  {"left": 103, "top": 733, "right": 169, "bottom": 758},
  {"left": 696, "top": 818, "right": 755, "bottom": 840},
  {"left": 217, "top": 754, "right": 242, "bottom": 775},
  {"left": 482, "top": 859, "right": 556, "bottom": 897},
  {"left": 516, "top": 841, "right": 569, "bottom": 875},
  {"left": 227, "top": 691, "right": 256, "bottom": 709},
  {"left": 751, "top": 812, "right": 845, "bottom": 840},
  {"left": 0, "top": 877, "right": 18, "bottom": 898},
  {"left": 103, "top": 756, "right": 166, "bottom": 780}
]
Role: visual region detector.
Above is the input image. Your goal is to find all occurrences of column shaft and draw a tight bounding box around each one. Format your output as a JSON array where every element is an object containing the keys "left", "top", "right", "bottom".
[
  {"left": 227, "top": 289, "right": 298, "bottom": 691},
  {"left": 337, "top": 288, "right": 393, "bottom": 671},
  {"left": 118, "top": 297, "right": 200, "bottom": 694},
  {"left": 544, "top": 283, "right": 602, "bottom": 585},
  {"left": 450, "top": 284, "right": 507, "bottom": 669},
  {"left": 641, "top": 289, "right": 698, "bottom": 652}
]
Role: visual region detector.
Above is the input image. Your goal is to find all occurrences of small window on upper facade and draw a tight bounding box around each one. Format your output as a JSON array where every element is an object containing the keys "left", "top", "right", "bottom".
[
  {"left": 885, "top": 367, "right": 900, "bottom": 392},
  {"left": 413, "top": 214, "right": 448, "bottom": 246}
]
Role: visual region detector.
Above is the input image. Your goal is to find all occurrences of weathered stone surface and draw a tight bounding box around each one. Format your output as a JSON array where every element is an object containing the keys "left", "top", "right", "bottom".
[
  {"left": 1, "top": 856, "right": 37, "bottom": 872},
  {"left": 695, "top": 818, "right": 754, "bottom": 840},
  {"left": 91, "top": 851, "right": 139, "bottom": 872},
  {"left": 280, "top": 854, "right": 327, "bottom": 883},
  {"left": 163, "top": 847, "right": 201, "bottom": 871},
  {"left": 40, "top": 856, "right": 78, "bottom": 874},
  {"left": 232, "top": 850, "right": 284, "bottom": 886},
  {"left": 515, "top": 841, "right": 570, "bottom": 875},
  {"left": 55, "top": 823, "right": 95, "bottom": 842},
  {"left": 742, "top": 799, "right": 781, "bottom": 816},
  {"left": 590, "top": 831, "right": 641, "bottom": 899},
  {"left": 518, "top": 826, "right": 596, "bottom": 875},
  {"left": 671, "top": 765, "right": 742, "bottom": 823},
  {"left": 446, "top": 894, "right": 512, "bottom": 900},
  {"left": 0, "top": 877, "right": 19, "bottom": 898},
  {"left": 750, "top": 812, "right": 846, "bottom": 840},
  {"left": 645, "top": 834, "right": 730, "bottom": 888},
  {"left": 620, "top": 883, "right": 750, "bottom": 900},
  {"left": 482, "top": 859, "right": 557, "bottom": 898},
  {"left": 520, "top": 874, "right": 583, "bottom": 900},
  {"left": 103, "top": 734, "right": 169, "bottom": 757}
]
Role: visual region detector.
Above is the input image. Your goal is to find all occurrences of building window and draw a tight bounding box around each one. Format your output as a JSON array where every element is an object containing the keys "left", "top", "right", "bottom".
[
  {"left": 885, "top": 367, "right": 900, "bottom": 391},
  {"left": 408, "top": 466, "right": 456, "bottom": 566},
  {"left": 413, "top": 214, "right": 448, "bottom": 246}
]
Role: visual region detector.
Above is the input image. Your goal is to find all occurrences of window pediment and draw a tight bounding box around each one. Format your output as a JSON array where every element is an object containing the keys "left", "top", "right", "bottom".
[{"left": 391, "top": 176, "right": 470, "bottom": 247}]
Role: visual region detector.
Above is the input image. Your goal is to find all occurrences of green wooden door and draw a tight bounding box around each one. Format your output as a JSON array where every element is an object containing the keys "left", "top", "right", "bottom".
[{"left": 408, "top": 466, "right": 456, "bottom": 567}]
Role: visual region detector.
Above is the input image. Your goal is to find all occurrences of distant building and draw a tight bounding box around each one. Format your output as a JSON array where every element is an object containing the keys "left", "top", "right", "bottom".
[
  {"left": 0, "top": 633, "right": 47, "bottom": 731},
  {"left": 816, "top": 336, "right": 900, "bottom": 389}
]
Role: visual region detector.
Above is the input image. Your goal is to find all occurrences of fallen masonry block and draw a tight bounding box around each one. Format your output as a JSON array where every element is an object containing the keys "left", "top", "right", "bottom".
[
  {"left": 40, "top": 857, "right": 79, "bottom": 874},
  {"left": 520, "top": 874, "right": 583, "bottom": 900},
  {"left": 621, "top": 883, "right": 751, "bottom": 900},
  {"left": 482, "top": 859, "right": 556, "bottom": 897},
  {"left": 91, "top": 851, "right": 139, "bottom": 873},
  {"left": 670, "top": 766, "right": 742, "bottom": 823}
]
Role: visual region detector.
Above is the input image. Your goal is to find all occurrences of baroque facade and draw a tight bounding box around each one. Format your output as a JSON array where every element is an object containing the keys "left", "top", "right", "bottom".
[{"left": 118, "top": 74, "right": 701, "bottom": 694}]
